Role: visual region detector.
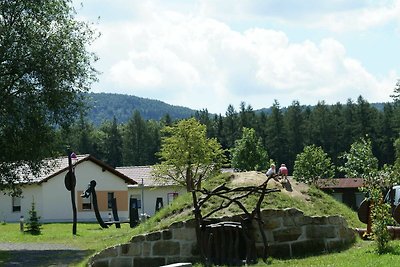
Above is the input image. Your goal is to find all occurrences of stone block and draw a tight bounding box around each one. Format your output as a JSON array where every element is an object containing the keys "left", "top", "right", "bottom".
[
  {"left": 170, "top": 221, "right": 185, "bottom": 229},
  {"left": 273, "top": 227, "right": 303, "bottom": 242},
  {"left": 130, "top": 235, "right": 145, "bottom": 243},
  {"left": 134, "top": 257, "right": 166, "bottom": 267},
  {"left": 261, "top": 209, "right": 286, "bottom": 219},
  {"left": 263, "top": 218, "right": 282, "bottom": 230},
  {"left": 147, "top": 232, "right": 162, "bottom": 241},
  {"left": 95, "top": 247, "right": 118, "bottom": 259},
  {"left": 184, "top": 219, "right": 197, "bottom": 228},
  {"left": 142, "top": 242, "right": 152, "bottom": 257},
  {"left": 338, "top": 226, "right": 356, "bottom": 242},
  {"left": 328, "top": 216, "right": 344, "bottom": 225},
  {"left": 284, "top": 208, "right": 304, "bottom": 216},
  {"left": 109, "top": 257, "right": 133, "bottom": 267},
  {"left": 172, "top": 228, "right": 196, "bottom": 241},
  {"left": 306, "top": 225, "right": 336, "bottom": 239},
  {"left": 282, "top": 216, "right": 296, "bottom": 227},
  {"left": 268, "top": 243, "right": 291, "bottom": 259},
  {"left": 91, "top": 259, "right": 110, "bottom": 267},
  {"left": 294, "top": 216, "right": 313, "bottom": 226},
  {"left": 326, "top": 239, "right": 344, "bottom": 251},
  {"left": 180, "top": 243, "right": 193, "bottom": 257},
  {"left": 163, "top": 230, "right": 173, "bottom": 240},
  {"left": 291, "top": 240, "right": 326, "bottom": 257},
  {"left": 310, "top": 216, "right": 328, "bottom": 225},
  {"left": 127, "top": 242, "right": 142, "bottom": 256},
  {"left": 153, "top": 240, "right": 181, "bottom": 256}
]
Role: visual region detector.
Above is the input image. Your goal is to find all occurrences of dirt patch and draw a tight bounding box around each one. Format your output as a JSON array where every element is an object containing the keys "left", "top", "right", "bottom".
[{"left": 231, "top": 171, "right": 310, "bottom": 201}]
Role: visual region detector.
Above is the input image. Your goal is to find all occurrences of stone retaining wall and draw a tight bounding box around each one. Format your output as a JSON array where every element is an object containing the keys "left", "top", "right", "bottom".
[{"left": 89, "top": 208, "right": 355, "bottom": 267}]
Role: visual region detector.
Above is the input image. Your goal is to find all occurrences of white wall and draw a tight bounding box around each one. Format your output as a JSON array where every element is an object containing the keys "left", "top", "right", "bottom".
[
  {"left": 128, "top": 185, "right": 186, "bottom": 217},
  {"left": 0, "top": 160, "right": 131, "bottom": 223},
  {"left": 41, "top": 160, "right": 131, "bottom": 222},
  {"left": 0, "top": 184, "right": 42, "bottom": 223}
]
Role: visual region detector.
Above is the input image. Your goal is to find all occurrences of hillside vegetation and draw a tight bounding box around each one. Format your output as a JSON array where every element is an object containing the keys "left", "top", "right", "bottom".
[
  {"left": 131, "top": 172, "right": 363, "bottom": 236},
  {"left": 86, "top": 92, "right": 195, "bottom": 125}
]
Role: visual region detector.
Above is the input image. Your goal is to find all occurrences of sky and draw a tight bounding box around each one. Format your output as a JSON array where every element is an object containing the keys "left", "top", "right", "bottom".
[{"left": 73, "top": 0, "right": 400, "bottom": 114}]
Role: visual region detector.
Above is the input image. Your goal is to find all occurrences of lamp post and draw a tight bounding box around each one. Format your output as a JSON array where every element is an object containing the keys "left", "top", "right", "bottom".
[
  {"left": 19, "top": 216, "right": 24, "bottom": 232},
  {"left": 141, "top": 178, "right": 145, "bottom": 221}
]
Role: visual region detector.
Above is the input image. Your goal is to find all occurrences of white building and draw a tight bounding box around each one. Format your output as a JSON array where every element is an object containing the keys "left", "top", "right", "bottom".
[
  {"left": 116, "top": 166, "right": 186, "bottom": 217},
  {"left": 0, "top": 155, "right": 136, "bottom": 223}
]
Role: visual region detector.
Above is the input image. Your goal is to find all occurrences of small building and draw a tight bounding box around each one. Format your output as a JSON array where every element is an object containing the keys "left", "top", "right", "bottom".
[
  {"left": 0, "top": 155, "right": 136, "bottom": 223},
  {"left": 116, "top": 166, "right": 186, "bottom": 217},
  {"left": 316, "top": 178, "right": 365, "bottom": 210}
]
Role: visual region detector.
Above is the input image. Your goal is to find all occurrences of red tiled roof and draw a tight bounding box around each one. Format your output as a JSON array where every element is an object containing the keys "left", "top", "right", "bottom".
[{"left": 316, "top": 178, "right": 364, "bottom": 189}]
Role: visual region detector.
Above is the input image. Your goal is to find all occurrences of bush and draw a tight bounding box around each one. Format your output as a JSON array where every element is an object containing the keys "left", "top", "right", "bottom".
[{"left": 25, "top": 200, "right": 42, "bottom": 235}]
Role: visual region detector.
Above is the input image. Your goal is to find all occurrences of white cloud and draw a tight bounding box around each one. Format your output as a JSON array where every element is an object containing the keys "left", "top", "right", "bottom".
[{"left": 84, "top": 1, "right": 398, "bottom": 113}]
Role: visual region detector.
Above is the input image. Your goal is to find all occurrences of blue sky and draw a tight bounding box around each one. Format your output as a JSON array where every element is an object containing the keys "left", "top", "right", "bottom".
[{"left": 73, "top": 0, "right": 400, "bottom": 114}]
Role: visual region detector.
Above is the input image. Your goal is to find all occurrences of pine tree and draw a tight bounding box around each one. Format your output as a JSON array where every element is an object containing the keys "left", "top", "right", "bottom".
[{"left": 26, "top": 200, "right": 42, "bottom": 235}]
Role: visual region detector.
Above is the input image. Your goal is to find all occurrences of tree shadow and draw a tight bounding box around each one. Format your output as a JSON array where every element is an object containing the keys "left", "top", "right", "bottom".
[{"left": 4, "top": 249, "right": 94, "bottom": 267}]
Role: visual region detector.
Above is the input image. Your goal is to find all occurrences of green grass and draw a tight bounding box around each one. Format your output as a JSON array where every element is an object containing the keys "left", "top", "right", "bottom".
[
  {"left": 192, "top": 239, "right": 400, "bottom": 266},
  {"left": 0, "top": 222, "right": 136, "bottom": 266}
]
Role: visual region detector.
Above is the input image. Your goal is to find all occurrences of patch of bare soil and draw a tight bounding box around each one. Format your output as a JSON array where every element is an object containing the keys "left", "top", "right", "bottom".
[{"left": 231, "top": 171, "right": 310, "bottom": 201}]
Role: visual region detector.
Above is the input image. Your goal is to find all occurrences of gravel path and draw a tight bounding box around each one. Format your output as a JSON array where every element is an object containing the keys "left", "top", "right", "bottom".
[{"left": 0, "top": 243, "right": 89, "bottom": 267}]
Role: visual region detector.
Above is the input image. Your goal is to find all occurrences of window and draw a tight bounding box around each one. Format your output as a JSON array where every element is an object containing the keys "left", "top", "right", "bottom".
[
  {"left": 130, "top": 195, "right": 141, "bottom": 209},
  {"left": 108, "top": 192, "right": 115, "bottom": 209},
  {"left": 82, "top": 195, "right": 92, "bottom": 210},
  {"left": 12, "top": 197, "right": 21, "bottom": 212},
  {"left": 167, "top": 192, "right": 179, "bottom": 205}
]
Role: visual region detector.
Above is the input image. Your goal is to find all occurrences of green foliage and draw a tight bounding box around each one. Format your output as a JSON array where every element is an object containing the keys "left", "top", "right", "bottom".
[
  {"left": 293, "top": 145, "right": 335, "bottom": 184},
  {"left": 341, "top": 138, "right": 398, "bottom": 254},
  {"left": 231, "top": 127, "right": 268, "bottom": 171},
  {"left": 370, "top": 190, "right": 393, "bottom": 254},
  {"left": 0, "top": 0, "right": 97, "bottom": 194},
  {"left": 152, "top": 118, "right": 226, "bottom": 191},
  {"left": 25, "top": 200, "right": 42, "bottom": 235},
  {"left": 339, "top": 137, "right": 378, "bottom": 179}
]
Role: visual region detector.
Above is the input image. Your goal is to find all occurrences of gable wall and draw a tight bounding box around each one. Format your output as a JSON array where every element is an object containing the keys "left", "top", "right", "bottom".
[{"left": 1, "top": 160, "right": 131, "bottom": 222}]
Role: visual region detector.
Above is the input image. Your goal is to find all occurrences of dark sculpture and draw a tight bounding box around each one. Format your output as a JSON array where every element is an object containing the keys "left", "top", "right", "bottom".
[
  {"left": 81, "top": 180, "right": 138, "bottom": 229},
  {"left": 64, "top": 151, "right": 77, "bottom": 235},
  {"left": 81, "top": 180, "right": 108, "bottom": 228}
]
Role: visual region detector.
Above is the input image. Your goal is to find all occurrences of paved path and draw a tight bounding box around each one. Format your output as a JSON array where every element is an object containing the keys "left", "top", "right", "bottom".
[{"left": 0, "top": 243, "right": 89, "bottom": 267}]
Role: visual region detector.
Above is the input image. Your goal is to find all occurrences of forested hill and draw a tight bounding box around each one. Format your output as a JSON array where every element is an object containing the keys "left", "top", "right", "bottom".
[{"left": 86, "top": 92, "right": 196, "bottom": 125}]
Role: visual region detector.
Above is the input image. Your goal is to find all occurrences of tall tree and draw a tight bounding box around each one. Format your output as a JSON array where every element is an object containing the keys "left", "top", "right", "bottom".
[
  {"left": 0, "top": 0, "right": 97, "bottom": 194},
  {"left": 266, "top": 100, "right": 287, "bottom": 165},
  {"left": 222, "top": 104, "right": 240, "bottom": 149},
  {"left": 293, "top": 145, "right": 335, "bottom": 184},
  {"left": 102, "top": 117, "right": 123, "bottom": 168},
  {"left": 231, "top": 127, "right": 268, "bottom": 171},
  {"left": 122, "top": 111, "right": 148, "bottom": 166},
  {"left": 284, "top": 100, "right": 304, "bottom": 172},
  {"left": 339, "top": 137, "right": 378, "bottom": 179},
  {"left": 152, "top": 118, "right": 226, "bottom": 192}
]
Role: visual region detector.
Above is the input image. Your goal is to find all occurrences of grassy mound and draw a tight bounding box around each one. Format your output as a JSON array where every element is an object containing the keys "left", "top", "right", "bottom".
[{"left": 130, "top": 171, "right": 363, "bottom": 238}]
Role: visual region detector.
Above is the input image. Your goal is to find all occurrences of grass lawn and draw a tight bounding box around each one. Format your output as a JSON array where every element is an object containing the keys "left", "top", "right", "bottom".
[
  {"left": 191, "top": 239, "right": 400, "bottom": 267},
  {"left": 0, "top": 222, "right": 136, "bottom": 266}
]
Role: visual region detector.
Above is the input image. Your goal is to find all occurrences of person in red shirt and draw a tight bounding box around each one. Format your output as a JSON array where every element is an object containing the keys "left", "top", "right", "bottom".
[{"left": 278, "top": 163, "right": 288, "bottom": 183}]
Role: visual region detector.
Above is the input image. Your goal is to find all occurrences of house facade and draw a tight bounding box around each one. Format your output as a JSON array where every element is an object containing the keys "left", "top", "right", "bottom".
[
  {"left": 116, "top": 166, "right": 186, "bottom": 217},
  {"left": 0, "top": 155, "right": 136, "bottom": 223}
]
